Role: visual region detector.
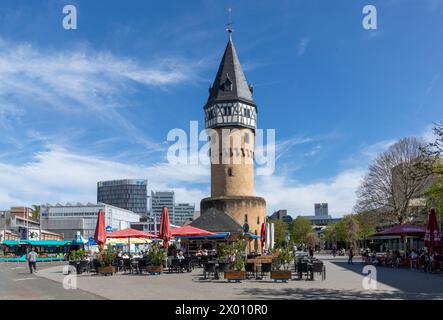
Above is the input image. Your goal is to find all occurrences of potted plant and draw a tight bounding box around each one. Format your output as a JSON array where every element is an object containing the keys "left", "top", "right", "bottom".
[
  {"left": 224, "top": 240, "right": 246, "bottom": 282},
  {"left": 68, "top": 249, "right": 85, "bottom": 274},
  {"left": 271, "top": 247, "right": 293, "bottom": 283},
  {"left": 146, "top": 244, "right": 167, "bottom": 275},
  {"left": 97, "top": 245, "right": 117, "bottom": 276}
]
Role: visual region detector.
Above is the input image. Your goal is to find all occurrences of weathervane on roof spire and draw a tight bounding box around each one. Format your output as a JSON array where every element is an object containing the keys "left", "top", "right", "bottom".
[{"left": 226, "top": 7, "right": 234, "bottom": 39}]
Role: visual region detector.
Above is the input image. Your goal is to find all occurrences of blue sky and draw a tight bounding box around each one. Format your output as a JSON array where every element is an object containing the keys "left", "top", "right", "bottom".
[{"left": 0, "top": 0, "right": 442, "bottom": 217}]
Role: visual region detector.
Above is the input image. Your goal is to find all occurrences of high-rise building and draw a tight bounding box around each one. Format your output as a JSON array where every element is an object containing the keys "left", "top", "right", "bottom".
[
  {"left": 150, "top": 191, "right": 175, "bottom": 224},
  {"left": 194, "top": 27, "right": 266, "bottom": 248},
  {"left": 174, "top": 203, "right": 195, "bottom": 226},
  {"left": 97, "top": 179, "right": 147, "bottom": 216},
  {"left": 315, "top": 203, "right": 328, "bottom": 217}
]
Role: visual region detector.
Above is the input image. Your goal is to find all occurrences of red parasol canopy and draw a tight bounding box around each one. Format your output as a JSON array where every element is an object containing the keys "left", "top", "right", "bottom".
[
  {"left": 107, "top": 228, "right": 156, "bottom": 239},
  {"left": 372, "top": 224, "right": 426, "bottom": 237},
  {"left": 424, "top": 208, "right": 441, "bottom": 252},
  {"left": 94, "top": 209, "right": 107, "bottom": 247},
  {"left": 260, "top": 223, "right": 266, "bottom": 247},
  {"left": 159, "top": 207, "right": 172, "bottom": 249},
  {"left": 171, "top": 225, "right": 215, "bottom": 237}
]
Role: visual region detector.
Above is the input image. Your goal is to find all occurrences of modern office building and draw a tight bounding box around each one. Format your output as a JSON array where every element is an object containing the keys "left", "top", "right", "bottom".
[
  {"left": 149, "top": 191, "right": 195, "bottom": 226},
  {"left": 97, "top": 179, "right": 148, "bottom": 216},
  {"left": 314, "top": 203, "right": 328, "bottom": 217},
  {"left": 174, "top": 203, "right": 196, "bottom": 226},
  {"left": 40, "top": 203, "right": 140, "bottom": 240},
  {"left": 299, "top": 204, "right": 340, "bottom": 226},
  {"left": 150, "top": 191, "right": 175, "bottom": 224}
]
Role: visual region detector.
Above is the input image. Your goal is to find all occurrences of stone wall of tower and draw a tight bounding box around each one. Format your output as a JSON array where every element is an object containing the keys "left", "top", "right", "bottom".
[
  {"left": 210, "top": 127, "right": 255, "bottom": 197},
  {"left": 201, "top": 196, "right": 266, "bottom": 236}
]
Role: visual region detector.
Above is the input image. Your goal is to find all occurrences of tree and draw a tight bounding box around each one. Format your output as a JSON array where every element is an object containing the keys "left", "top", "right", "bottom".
[
  {"left": 323, "top": 226, "right": 335, "bottom": 243},
  {"left": 355, "top": 137, "right": 432, "bottom": 225},
  {"left": 271, "top": 219, "right": 288, "bottom": 247},
  {"left": 31, "top": 205, "right": 41, "bottom": 220},
  {"left": 334, "top": 215, "right": 360, "bottom": 248},
  {"left": 418, "top": 122, "right": 443, "bottom": 216},
  {"left": 305, "top": 232, "right": 320, "bottom": 248},
  {"left": 356, "top": 211, "right": 378, "bottom": 246},
  {"left": 290, "top": 217, "right": 312, "bottom": 244}
]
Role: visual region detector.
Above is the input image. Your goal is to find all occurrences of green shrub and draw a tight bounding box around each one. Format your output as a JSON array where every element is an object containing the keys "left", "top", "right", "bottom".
[
  {"left": 147, "top": 244, "right": 167, "bottom": 266},
  {"left": 97, "top": 245, "right": 117, "bottom": 267},
  {"left": 69, "top": 249, "right": 85, "bottom": 261}
]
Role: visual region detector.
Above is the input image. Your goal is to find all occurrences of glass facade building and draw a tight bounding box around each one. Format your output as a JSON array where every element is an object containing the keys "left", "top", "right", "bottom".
[
  {"left": 97, "top": 179, "right": 147, "bottom": 216},
  {"left": 150, "top": 191, "right": 175, "bottom": 224}
]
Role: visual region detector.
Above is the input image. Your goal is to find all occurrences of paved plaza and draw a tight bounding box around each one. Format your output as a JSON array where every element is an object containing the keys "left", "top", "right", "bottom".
[{"left": 2, "top": 255, "right": 443, "bottom": 300}]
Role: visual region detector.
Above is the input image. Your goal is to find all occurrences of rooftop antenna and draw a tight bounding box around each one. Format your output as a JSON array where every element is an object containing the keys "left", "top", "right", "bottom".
[{"left": 226, "top": 7, "right": 234, "bottom": 39}]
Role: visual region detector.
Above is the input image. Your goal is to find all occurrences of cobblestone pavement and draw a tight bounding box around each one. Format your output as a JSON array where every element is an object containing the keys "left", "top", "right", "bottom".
[
  {"left": 21, "top": 255, "right": 443, "bottom": 300},
  {"left": 0, "top": 261, "right": 103, "bottom": 300}
]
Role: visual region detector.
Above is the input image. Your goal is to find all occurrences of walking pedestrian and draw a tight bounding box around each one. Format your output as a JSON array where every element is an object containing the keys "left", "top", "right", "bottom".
[
  {"left": 27, "top": 247, "right": 38, "bottom": 274},
  {"left": 348, "top": 247, "right": 354, "bottom": 265}
]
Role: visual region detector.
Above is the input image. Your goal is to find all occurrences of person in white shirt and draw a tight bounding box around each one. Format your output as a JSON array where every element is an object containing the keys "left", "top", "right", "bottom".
[{"left": 27, "top": 248, "right": 38, "bottom": 274}]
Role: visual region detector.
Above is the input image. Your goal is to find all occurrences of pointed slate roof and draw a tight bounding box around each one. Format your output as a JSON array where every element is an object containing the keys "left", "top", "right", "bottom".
[
  {"left": 190, "top": 207, "right": 243, "bottom": 233},
  {"left": 206, "top": 34, "right": 255, "bottom": 106}
]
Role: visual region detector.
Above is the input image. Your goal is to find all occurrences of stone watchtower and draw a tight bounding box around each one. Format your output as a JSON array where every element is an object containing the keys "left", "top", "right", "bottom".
[{"left": 199, "top": 28, "right": 266, "bottom": 243}]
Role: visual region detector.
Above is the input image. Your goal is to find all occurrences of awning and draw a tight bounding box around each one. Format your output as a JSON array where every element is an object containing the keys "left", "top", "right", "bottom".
[
  {"left": 1, "top": 240, "right": 19, "bottom": 246},
  {"left": 107, "top": 238, "right": 152, "bottom": 245},
  {"left": 245, "top": 233, "right": 261, "bottom": 239},
  {"left": 370, "top": 224, "right": 426, "bottom": 238},
  {"left": 176, "top": 232, "right": 231, "bottom": 239},
  {"left": 171, "top": 226, "right": 215, "bottom": 237},
  {"left": 107, "top": 228, "right": 156, "bottom": 239},
  {"left": 1, "top": 240, "right": 70, "bottom": 246}
]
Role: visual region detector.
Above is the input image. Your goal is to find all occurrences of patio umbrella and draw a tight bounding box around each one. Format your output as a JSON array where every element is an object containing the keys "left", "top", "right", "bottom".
[
  {"left": 171, "top": 225, "right": 215, "bottom": 237},
  {"left": 107, "top": 228, "right": 156, "bottom": 253},
  {"left": 106, "top": 238, "right": 152, "bottom": 245},
  {"left": 94, "top": 209, "right": 106, "bottom": 250},
  {"left": 260, "top": 223, "right": 266, "bottom": 251},
  {"left": 159, "top": 207, "right": 172, "bottom": 249},
  {"left": 425, "top": 208, "right": 442, "bottom": 253}
]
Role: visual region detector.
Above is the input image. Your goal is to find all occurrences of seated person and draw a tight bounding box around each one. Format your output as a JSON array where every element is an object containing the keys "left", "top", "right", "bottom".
[
  {"left": 122, "top": 253, "right": 130, "bottom": 259},
  {"left": 176, "top": 251, "right": 185, "bottom": 260}
]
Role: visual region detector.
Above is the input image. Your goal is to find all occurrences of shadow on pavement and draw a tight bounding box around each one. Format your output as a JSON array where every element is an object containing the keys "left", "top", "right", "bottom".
[{"left": 329, "top": 260, "right": 443, "bottom": 297}]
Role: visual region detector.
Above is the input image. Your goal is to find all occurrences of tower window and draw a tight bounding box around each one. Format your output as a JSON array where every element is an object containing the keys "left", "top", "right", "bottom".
[
  {"left": 223, "top": 77, "right": 233, "bottom": 92},
  {"left": 244, "top": 214, "right": 248, "bottom": 223},
  {"left": 228, "top": 168, "right": 234, "bottom": 176},
  {"left": 257, "top": 216, "right": 260, "bottom": 225},
  {"left": 244, "top": 133, "right": 250, "bottom": 144}
]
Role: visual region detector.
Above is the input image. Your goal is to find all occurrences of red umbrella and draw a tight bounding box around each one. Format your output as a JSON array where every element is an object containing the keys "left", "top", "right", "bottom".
[
  {"left": 425, "top": 208, "right": 441, "bottom": 253},
  {"left": 372, "top": 224, "right": 426, "bottom": 237},
  {"left": 260, "top": 223, "right": 266, "bottom": 249},
  {"left": 159, "top": 207, "right": 172, "bottom": 249},
  {"left": 107, "top": 228, "right": 156, "bottom": 239},
  {"left": 171, "top": 225, "right": 215, "bottom": 237},
  {"left": 94, "top": 209, "right": 106, "bottom": 248}
]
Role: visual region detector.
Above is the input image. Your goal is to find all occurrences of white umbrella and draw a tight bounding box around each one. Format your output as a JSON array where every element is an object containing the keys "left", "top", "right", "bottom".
[{"left": 270, "top": 223, "right": 275, "bottom": 250}]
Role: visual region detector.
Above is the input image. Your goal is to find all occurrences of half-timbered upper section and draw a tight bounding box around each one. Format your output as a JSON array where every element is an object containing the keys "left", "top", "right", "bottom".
[{"left": 204, "top": 33, "right": 257, "bottom": 130}]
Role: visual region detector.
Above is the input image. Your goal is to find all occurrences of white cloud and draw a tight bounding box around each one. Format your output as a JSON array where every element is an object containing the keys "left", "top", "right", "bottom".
[
  {"left": 0, "top": 38, "right": 201, "bottom": 149},
  {"left": 0, "top": 146, "right": 209, "bottom": 209},
  {"left": 297, "top": 37, "right": 310, "bottom": 57},
  {"left": 256, "top": 168, "right": 365, "bottom": 217}
]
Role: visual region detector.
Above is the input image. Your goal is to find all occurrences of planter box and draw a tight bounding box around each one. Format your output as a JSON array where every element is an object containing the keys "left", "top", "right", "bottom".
[
  {"left": 224, "top": 270, "right": 246, "bottom": 283},
  {"left": 271, "top": 270, "right": 292, "bottom": 283},
  {"left": 98, "top": 266, "right": 116, "bottom": 276},
  {"left": 146, "top": 265, "right": 163, "bottom": 275}
]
